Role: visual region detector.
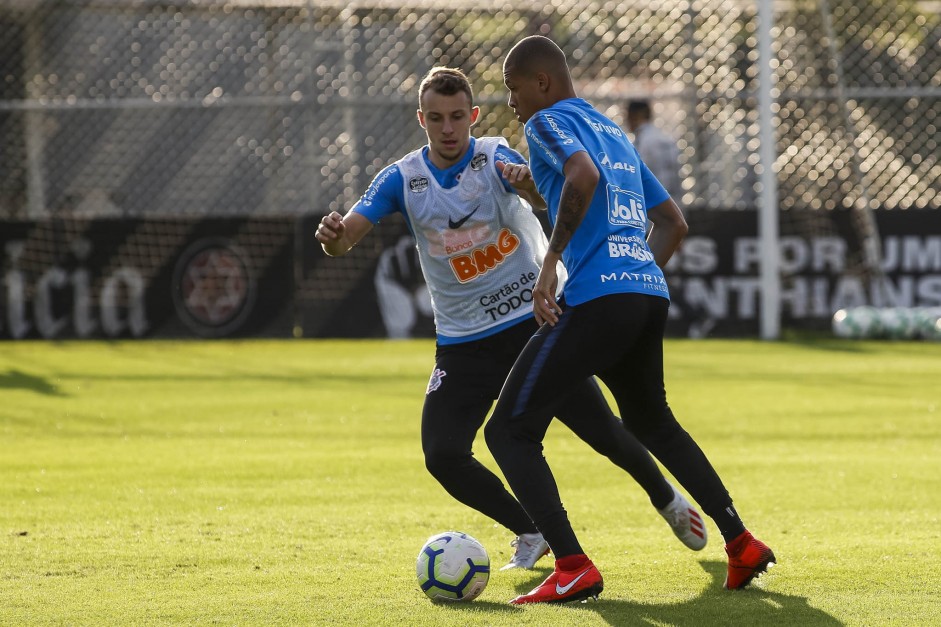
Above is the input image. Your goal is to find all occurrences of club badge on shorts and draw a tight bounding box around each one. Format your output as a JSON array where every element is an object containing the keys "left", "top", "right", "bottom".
[{"left": 426, "top": 368, "right": 447, "bottom": 394}]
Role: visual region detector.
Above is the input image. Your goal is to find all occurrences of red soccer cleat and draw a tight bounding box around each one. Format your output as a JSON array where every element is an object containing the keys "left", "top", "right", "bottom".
[
  {"left": 509, "top": 556, "right": 603, "bottom": 605},
  {"left": 724, "top": 530, "right": 776, "bottom": 589}
]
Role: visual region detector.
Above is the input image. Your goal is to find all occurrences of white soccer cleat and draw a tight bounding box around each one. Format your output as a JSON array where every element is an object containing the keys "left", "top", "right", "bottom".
[
  {"left": 499, "top": 532, "right": 550, "bottom": 570},
  {"left": 657, "top": 483, "right": 708, "bottom": 551}
]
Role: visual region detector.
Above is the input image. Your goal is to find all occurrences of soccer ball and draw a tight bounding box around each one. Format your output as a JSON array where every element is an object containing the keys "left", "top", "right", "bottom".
[
  {"left": 879, "top": 307, "right": 919, "bottom": 340},
  {"left": 832, "top": 306, "right": 881, "bottom": 339},
  {"left": 416, "top": 531, "right": 490, "bottom": 602},
  {"left": 914, "top": 307, "right": 941, "bottom": 341}
]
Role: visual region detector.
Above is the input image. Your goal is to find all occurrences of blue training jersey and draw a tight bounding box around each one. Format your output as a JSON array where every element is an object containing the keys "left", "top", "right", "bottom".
[{"left": 524, "top": 98, "right": 671, "bottom": 305}]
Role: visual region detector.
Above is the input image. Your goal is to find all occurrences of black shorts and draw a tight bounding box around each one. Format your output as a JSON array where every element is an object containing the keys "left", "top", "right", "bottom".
[
  {"left": 493, "top": 292, "right": 672, "bottom": 438},
  {"left": 421, "top": 318, "right": 540, "bottom": 458}
]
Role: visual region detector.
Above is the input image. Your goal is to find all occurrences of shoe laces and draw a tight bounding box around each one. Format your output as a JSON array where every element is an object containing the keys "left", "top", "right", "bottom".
[
  {"left": 660, "top": 500, "right": 687, "bottom": 528},
  {"left": 509, "top": 534, "right": 542, "bottom": 560}
]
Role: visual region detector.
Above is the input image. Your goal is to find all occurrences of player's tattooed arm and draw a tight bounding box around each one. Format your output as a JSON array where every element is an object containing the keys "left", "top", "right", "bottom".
[
  {"left": 548, "top": 151, "right": 600, "bottom": 254},
  {"left": 548, "top": 183, "right": 587, "bottom": 254}
]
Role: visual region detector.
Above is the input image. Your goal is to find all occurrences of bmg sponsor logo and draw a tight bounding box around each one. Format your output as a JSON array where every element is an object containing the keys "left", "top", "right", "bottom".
[{"left": 606, "top": 184, "right": 646, "bottom": 229}]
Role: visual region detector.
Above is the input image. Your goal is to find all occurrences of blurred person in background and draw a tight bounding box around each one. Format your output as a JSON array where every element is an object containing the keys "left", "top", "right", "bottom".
[
  {"left": 626, "top": 99, "right": 684, "bottom": 204},
  {"left": 315, "top": 66, "right": 707, "bottom": 571}
]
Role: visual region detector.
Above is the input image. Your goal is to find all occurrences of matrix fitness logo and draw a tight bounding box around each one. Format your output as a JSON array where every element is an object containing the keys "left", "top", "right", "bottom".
[{"left": 172, "top": 239, "right": 256, "bottom": 337}]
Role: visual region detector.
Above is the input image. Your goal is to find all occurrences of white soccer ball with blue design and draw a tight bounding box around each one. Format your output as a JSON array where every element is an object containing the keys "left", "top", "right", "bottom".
[
  {"left": 914, "top": 307, "right": 941, "bottom": 341},
  {"left": 416, "top": 531, "right": 490, "bottom": 602},
  {"left": 879, "top": 307, "right": 919, "bottom": 340},
  {"left": 832, "top": 306, "right": 881, "bottom": 338}
]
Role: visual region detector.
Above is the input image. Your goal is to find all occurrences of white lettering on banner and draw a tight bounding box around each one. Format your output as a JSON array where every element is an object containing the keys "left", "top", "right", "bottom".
[
  {"left": 883, "top": 236, "right": 941, "bottom": 272},
  {"left": 733, "top": 236, "right": 941, "bottom": 274},
  {"left": 671, "top": 275, "right": 941, "bottom": 320},
  {"left": 101, "top": 268, "right": 149, "bottom": 337},
  {"left": 2, "top": 239, "right": 149, "bottom": 339},
  {"left": 34, "top": 267, "right": 69, "bottom": 338},
  {"left": 661, "top": 231, "right": 941, "bottom": 326},
  {"left": 663, "top": 237, "right": 717, "bottom": 274}
]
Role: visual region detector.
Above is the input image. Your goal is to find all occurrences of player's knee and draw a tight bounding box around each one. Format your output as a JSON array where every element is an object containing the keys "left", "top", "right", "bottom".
[
  {"left": 634, "top": 411, "right": 683, "bottom": 447},
  {"left": 423, "top": 447, "right": 468, "bottom": 479},
  {"left": 483, "top": 417, "right": 511, "bottom": 460}
]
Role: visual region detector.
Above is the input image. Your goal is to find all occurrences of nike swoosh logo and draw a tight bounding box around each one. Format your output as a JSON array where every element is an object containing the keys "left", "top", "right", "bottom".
[
  {"left": 555, "top": 568, "right": 592, "bottom": 595},
  {"left": 448, "top": 205, "right": 480, "bottom": 229}
]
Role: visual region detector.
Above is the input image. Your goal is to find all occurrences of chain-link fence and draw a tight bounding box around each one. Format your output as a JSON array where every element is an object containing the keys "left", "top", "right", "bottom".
[
  {"left": 1, "top": 0, "right": 938, "bottom": 220},
  {"left": 0, "top": 1, "right": 938, "bottom": 340}
]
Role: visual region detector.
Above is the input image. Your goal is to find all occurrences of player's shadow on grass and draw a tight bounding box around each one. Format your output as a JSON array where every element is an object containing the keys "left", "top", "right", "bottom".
[
  {"left": 0, "top": 369, "right": 65, "bottom": 396},
  {"left": 490, "top": 560, "right": 844, "bottom": 626}
]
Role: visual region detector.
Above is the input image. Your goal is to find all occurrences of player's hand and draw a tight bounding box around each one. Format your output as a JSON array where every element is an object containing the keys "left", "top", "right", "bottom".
[
  {"left": 496, "top": 161, "right": 537, "bottom": 193},
  {"left": 315, "top": 211, "right": 345, "bottom": 244},
  {"left": 532, "top": 256, "right": 562, "bottom": 326}
]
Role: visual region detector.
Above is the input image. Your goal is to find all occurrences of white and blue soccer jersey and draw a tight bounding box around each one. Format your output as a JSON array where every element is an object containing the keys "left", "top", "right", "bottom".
[
  {"left": 353, "top": 138, "right": 527, "bottom": 225},
  {"left": 524, "top": 98, "right": 671, "bottom": 306},
  {"left": 351, "top": 137, "right": 561, "bottom": 344}
]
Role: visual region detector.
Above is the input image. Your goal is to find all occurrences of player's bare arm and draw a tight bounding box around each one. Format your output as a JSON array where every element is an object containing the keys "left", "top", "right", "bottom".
[
  {"left": 496, "top": 161, "right": 547, "bottom": 210},
  {"left": 547, "top": 151, "right": 598, "bottom": 255},
  {"left": 316, "top": 211, "right": 374, "bottom": 257},
  {"left": 645, "top": 197, "right": 688, "bottom": 267},
  {"left": 532, "top": 152, "right": 599, "bottom": 326}
]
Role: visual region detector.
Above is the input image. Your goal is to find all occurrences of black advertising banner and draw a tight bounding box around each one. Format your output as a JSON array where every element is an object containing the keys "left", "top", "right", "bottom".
[
  {"left": 301, "top": 209, "right": 941, "bottom": 339},
  {"left": 0, "top": 218, "right": 295, "bottom": 339},
  {"left": 2, "top": 210, "right": 938, "bottom": 340},
  {"left": 297, "top": 213, "right": 435, "bottom": 339},
  {"left": 665, "top": 209, "right": 941, "bottom": 336}
]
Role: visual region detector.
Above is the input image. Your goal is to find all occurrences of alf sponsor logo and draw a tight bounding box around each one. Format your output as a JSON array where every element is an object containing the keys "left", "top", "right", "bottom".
[
  {"left": 598, "top": 152, "right": 636, "bottom": 173},
  {"left": 449, "top": 228, "right": 520, "bottom": 283}
]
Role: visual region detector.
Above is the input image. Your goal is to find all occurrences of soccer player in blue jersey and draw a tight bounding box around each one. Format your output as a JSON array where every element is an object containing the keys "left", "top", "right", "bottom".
[
  {"left": 316, "top": 67, "right": 707, "bottom": 571},
  {"left": 486, "top": 37, "right": 775, "bottom": 604}
]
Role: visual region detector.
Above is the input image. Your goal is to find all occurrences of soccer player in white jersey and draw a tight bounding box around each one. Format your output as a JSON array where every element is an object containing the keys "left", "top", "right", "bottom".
[
  {"left": 316, "top": 67, "right": 707, "bottom": 570},
  {"left": 486, "top": 36, "right": 775, "bottom": 604}
]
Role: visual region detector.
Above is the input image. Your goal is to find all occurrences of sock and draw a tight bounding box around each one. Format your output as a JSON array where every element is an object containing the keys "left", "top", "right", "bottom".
[
  {"left": 725, "top": 529, "right": 751, "bottom": 553},
  {"left": 716, "top": 503, "right": 748, "bottom": 543},
  {"left": 556, "top": 553, "right": 589, "bottom": 571},
  {"left": 650, "top": 481, "right": 675, "bottom": 510}
]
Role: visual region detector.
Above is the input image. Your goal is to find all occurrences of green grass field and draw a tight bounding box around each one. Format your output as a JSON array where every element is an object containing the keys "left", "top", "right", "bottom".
[{"left": 2, "top": 338, "right": 940, "bottom": 625}]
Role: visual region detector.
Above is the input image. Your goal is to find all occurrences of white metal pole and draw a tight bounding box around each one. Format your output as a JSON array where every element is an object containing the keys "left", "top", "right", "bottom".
[
  {"left": 757, "top": 0, "right": 781, "bottom": 340},
  {"left": 24, "top": 15, "right": 47, "bottom": 218}
]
